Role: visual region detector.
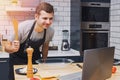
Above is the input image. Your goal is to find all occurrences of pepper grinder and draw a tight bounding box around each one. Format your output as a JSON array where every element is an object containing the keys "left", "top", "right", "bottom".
[{"left": 26, "top": 46, "right": 34, "bottom": 78}]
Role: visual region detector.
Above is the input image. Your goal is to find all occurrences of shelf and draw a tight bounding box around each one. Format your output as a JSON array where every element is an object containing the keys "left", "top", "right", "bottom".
[{"left": 5, "top": 6, "right": 35, "bottom": 12}]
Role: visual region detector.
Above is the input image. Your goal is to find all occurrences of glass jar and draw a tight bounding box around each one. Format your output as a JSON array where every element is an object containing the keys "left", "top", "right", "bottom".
[{"left": 62, "top": 30, "right": 69, "bottom": 40}]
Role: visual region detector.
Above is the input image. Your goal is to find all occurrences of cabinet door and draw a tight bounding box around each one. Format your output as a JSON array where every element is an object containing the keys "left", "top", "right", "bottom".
[{"left": 0, "top": 58, "right": 9, "bottom": 80}]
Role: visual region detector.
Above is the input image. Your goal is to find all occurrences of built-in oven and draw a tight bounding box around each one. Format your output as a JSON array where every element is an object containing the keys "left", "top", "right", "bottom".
[
  {"left": 81, "top": 2, "right": 110, "bottom": 30},
  {"left": 81, "top": 2, "right": 110, "bottom": 21},
  {"left": 81, "top": 30, "right": 109, "bottom": 51},
  {"left": 80, "top": 2, "right": 110, "bottom": 52}
]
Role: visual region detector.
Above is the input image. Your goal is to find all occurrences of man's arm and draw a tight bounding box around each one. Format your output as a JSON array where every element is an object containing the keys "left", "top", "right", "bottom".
[{"left": 42, "top": 42, "right": 49, "bottom": 61}]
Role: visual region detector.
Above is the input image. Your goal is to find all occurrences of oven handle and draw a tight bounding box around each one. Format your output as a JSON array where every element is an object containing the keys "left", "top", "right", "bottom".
[{"left": 82, "top": 30, "right": 109, "bottom": 33}]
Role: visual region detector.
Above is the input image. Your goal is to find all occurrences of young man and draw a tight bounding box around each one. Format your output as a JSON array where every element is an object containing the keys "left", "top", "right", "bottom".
[
  {"left": 5, "top": 2, "right": 54, "bottom": 80},
  {"left": 5, "top": 2, "right": 54, "bottom": 64}
]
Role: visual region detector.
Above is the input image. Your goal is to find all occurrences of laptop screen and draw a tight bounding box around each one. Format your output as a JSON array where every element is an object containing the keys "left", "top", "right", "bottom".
[{"left": 82, "top": 47, "right": 115, "bottom": 80}]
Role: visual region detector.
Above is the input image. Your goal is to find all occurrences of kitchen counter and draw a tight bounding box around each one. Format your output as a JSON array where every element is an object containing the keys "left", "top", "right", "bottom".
[
  {"left": 14, "top": 63, "right": 82, "bottom": 80},
  {"left": 48, "top": 49, "right": 80, "bottom": 57},
  {"left": 0, "top": 49, "right": 81, "bottom": 62},
  {"left": 14, "top": 64, "right": 120, "bottom": 80},
  {"left": 0, "top": 52, "right": 9, "bottom": 58},
  {"left": 0, "top": 49, "right": 80, "bottom": 58}
]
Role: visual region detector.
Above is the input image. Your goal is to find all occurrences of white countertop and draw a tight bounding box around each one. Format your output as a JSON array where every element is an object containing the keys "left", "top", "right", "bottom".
[
  {"left": 0, "top": 52, "right": 9, "bottom": 58},
  {"left": 48, "top": 49, "right": 80, "bottom": 57},
  {"left": 0, "top": 49, "right": 80, "bottom": 58}
]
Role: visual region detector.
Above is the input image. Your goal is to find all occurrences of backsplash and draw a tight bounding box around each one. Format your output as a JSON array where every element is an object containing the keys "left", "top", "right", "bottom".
[
  {"left": 110, "top": 0, "right": 120, "bottom": 59},
  {"left": 0, "top": 0, "right": 71, "bottom": 50}
]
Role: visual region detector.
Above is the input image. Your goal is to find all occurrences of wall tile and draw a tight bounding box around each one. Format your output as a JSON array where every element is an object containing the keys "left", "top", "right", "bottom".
[
  {"left": 110, "top": 0, "right": 120, "bottom": 59},
  {"left": 0, "top": 0, "right": 71, "bottom": 51}
]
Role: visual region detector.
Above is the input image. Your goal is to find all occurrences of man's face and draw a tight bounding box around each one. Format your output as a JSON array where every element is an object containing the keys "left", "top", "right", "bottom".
[{"left": 35, "top": 10, "right": 54, "bottom": 29}]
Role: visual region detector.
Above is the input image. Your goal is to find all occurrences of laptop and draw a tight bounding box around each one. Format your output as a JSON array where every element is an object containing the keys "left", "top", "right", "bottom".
[
  {"left": 59, "top": 47, "right": 115, "bottom": 80},
  {"left": 80, "top": 47, "right": 115, "bottom": 80}
]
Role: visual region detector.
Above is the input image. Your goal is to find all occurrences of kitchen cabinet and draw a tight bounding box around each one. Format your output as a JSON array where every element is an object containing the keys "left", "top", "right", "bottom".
[
  {"left": 0, "top": 52, "right": 9, "bottom": 80},
  {"left": 70, "top": 0, "right": 81, "bottom": 51}
]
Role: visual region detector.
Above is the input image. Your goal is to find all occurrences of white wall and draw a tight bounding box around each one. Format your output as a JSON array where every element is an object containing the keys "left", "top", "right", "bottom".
[
  {"left": 110, "top": 0, "right": 120, "bottom": 59},
  {"left": 0, "top": 0, "right": 71, "bottom": 50}
]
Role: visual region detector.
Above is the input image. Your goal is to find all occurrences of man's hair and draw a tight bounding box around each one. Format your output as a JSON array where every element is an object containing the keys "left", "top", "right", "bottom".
[{"left": 35, "top": 2, "right": 54, "bottom": 14}]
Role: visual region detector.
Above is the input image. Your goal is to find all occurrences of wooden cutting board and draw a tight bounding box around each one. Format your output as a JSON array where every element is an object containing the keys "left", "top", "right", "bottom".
[
  {"left": 38, "top": 63, "right": 82, "bottom": 79},
  {"left": 14, "top": 64, "right": 82, "bottom": 80}
]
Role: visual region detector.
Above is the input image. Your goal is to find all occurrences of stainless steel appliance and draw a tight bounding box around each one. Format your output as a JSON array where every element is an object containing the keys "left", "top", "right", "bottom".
[
  {"left": 61, "top": 30, "right": 70, "bottom": 51},
  {"left": 81, "top": 2, "right": 110, "bottom": 30},
  {"left": 81, "top": 30, "right": 109, "bottom": 51},
  {"left": 81, "top": 2, "right": 110, "bottom": 52}
]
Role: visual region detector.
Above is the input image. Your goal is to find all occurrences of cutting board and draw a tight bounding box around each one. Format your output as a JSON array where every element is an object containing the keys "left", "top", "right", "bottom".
[{"left": 38, "top": 63, "right": 82, "bottom": 80}]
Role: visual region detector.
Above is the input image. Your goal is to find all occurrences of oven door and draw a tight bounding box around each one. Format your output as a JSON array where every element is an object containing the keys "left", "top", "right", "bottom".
[
  {"left": 81, "top": 2, "right": 110, "bottom": 22},
  {"left": 82, "top": 6, "right": 109, "bottom": 22},
  {"left": 81, "top": 30, "right": 108, "bottom": 51}
]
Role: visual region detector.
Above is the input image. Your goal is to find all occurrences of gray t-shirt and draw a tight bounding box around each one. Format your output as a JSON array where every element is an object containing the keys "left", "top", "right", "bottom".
[{"left": 10, "top": 20, "right": 54, "bottom": 44}]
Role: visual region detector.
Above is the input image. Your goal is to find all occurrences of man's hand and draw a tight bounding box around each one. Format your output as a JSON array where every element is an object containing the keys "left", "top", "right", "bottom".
[
  {"left": 5, "top": 40, "right": 20, "bottom": 53},
  {"left": 12, "top": 40, "right": 20, "bottom": 52}
]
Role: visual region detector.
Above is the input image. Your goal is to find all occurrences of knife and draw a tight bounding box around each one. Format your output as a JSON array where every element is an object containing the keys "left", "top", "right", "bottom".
[{"left": 76, "top": 64, "right": 82, "bottom": 69}]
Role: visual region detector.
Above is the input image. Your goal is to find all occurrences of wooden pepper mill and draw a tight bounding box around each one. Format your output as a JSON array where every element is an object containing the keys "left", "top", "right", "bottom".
[{"left": 26, "top": 46, "right": 34, "bottom": 78}]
